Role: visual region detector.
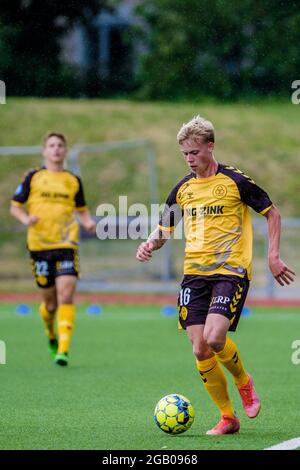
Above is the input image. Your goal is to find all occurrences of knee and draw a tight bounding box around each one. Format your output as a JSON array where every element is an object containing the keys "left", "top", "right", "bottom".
[
  {"left": 193, "top": 343, "right": 212, "bottom": 361},
  {"left": 56, "top": 290, "right": 74, "bottom": 305},
  {"left": 45, "top": 301, "right": 57, "bottom": 314},
  {"left": 58, "top": 296, "right": 73, "bottom": 305},
  {"left": 56, "top": 280, "right": 76, "bottom": 305},
  {"left": 204, "top": 333, "right": 225, "bottom": 353}
]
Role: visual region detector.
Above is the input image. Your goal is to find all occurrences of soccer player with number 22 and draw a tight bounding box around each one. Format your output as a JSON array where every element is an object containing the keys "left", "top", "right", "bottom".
[{"left": 11, "top": 133, "right": 96, "bottom": 367}]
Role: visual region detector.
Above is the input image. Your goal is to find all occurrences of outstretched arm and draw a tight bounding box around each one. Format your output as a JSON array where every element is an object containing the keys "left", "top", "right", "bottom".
[
  {"left": 137, "top": 179, "right": 184, "bottom": 262},
  {"left": 264, "top": 205, "right": 295, "bottom": 286},
  {"left": 136, "top": 228, "right": 169, "bottom": 262}
]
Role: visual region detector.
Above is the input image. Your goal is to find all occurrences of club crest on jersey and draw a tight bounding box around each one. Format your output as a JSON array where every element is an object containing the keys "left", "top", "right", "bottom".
[{"left": 213, "top": 184, "right": 227, "bottom": 199}]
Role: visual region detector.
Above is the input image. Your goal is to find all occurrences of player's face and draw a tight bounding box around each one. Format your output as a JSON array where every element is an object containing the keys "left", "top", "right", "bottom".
[
  {"left": 43, "top": 137, "right": 67, "bottom": 164},
  {"left": 180, "top": 138, "right": 214, "bottom": 173}
]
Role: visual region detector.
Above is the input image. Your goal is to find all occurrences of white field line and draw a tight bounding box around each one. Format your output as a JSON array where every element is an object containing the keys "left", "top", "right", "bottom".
[{"left": 265, "top": 437, "right": 300, "bottom": 450}]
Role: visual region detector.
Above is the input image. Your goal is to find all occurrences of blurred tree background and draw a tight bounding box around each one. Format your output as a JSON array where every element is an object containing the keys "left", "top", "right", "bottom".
[
  {"left": 0, "top": 0, "right": 299, "bottom": 99},
  {"left": 0, "top": 0, "right": 113, "bottom": 97},
  {"left": 136, "top": 0, "right": 300, "bottom": 100}
]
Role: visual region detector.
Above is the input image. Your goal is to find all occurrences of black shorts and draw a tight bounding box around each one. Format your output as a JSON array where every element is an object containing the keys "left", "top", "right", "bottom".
[
  {"left": 178, "top": 274, "right": 249, "bottom": 332},
  {"left": 29, "top": 249, "right": 79, "bottom": 288}
]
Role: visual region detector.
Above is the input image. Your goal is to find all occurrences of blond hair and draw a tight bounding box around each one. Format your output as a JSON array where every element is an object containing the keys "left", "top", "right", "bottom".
[{"left": 177, "top": 115, "right": 215, "bottom": 144}]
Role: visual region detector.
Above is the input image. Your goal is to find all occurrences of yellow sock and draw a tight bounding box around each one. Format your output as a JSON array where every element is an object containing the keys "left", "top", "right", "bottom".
[
  {"left": 39, "top": 302, "right": 56, "bottom": 340},
  {"left": 216, "top": 337, "right": 248, "bottom": 387},
  {"left": 196, "top": 355, "right": 235, "bottom": 417},
  {"left": 57, "top": 304, "right": 75, "bottom": 353}
]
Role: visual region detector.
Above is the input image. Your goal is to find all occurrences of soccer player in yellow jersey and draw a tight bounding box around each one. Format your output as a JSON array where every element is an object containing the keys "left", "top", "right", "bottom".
[
  {"left": 10, "top": 132, "right": 96, "bottom": 367},
  {"left": 136, "top": 116, "right": 295, "bottom": 435}
]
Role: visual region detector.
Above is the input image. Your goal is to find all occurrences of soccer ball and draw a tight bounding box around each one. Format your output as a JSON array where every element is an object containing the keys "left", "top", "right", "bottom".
[{"left": 154, "top": 394, "right": 195, "bottom": 434}]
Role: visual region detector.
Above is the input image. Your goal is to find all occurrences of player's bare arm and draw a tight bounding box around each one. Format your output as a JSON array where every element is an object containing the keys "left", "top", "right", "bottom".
[
  {"left": 10, "top": 204, "right": 39, "bottom": 226},
  {"left": 264, "top": 205, "right": 295, "bottom": 286},
  {"left": 77, "top": 209, "right": 96, "bottom": 234},
  {"left": 136, "top": 228, "right": 168, "bottom": 262}
]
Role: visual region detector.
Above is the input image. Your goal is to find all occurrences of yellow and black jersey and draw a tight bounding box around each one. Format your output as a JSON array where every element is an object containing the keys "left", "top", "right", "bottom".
[
  {"left": 158, "top": 163, "right": 272, "bottom": 280},
  {"left": 11, "top": 167, "right": 87, "bottom": 251}
]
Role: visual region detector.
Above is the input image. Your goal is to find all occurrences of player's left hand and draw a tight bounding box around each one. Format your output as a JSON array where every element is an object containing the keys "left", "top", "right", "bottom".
[
  {"left": 269, "top": 257, "right": 295, "bottom": 286},
  {"left": 84, "top": 220, "right": 97, "bottom": 235}
]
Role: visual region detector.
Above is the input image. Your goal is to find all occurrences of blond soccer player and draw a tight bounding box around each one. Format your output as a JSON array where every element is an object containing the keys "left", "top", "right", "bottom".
[
  {"left": 136, "top": 116, "right": 295, "bottom": 435},
  {"left": 11, "top": 133, "right": 96, "bottom": 366}
]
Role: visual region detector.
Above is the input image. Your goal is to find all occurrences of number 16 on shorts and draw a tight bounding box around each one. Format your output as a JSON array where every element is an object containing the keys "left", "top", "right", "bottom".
[{"left": 180, "top": 288, "right": 191, "bottom": 306}]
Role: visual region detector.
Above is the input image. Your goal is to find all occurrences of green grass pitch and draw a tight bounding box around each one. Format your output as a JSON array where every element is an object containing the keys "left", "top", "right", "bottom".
[{"left": 0, "top": 303, "right": 299, "bottom": 450}]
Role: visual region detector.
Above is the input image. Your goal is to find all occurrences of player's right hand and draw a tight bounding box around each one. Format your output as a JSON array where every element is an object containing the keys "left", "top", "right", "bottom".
[
  {"left": 26, "top": 215, "right": 39, "bottom": 226},
  {"left": 136, "top": 241, "right": 155, "bottom": 262}
]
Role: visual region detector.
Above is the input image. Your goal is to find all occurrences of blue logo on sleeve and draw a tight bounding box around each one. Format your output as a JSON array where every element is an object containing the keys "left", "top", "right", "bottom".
[{"left": 14, "top": 184, "right": 23, "bottom": 196}]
